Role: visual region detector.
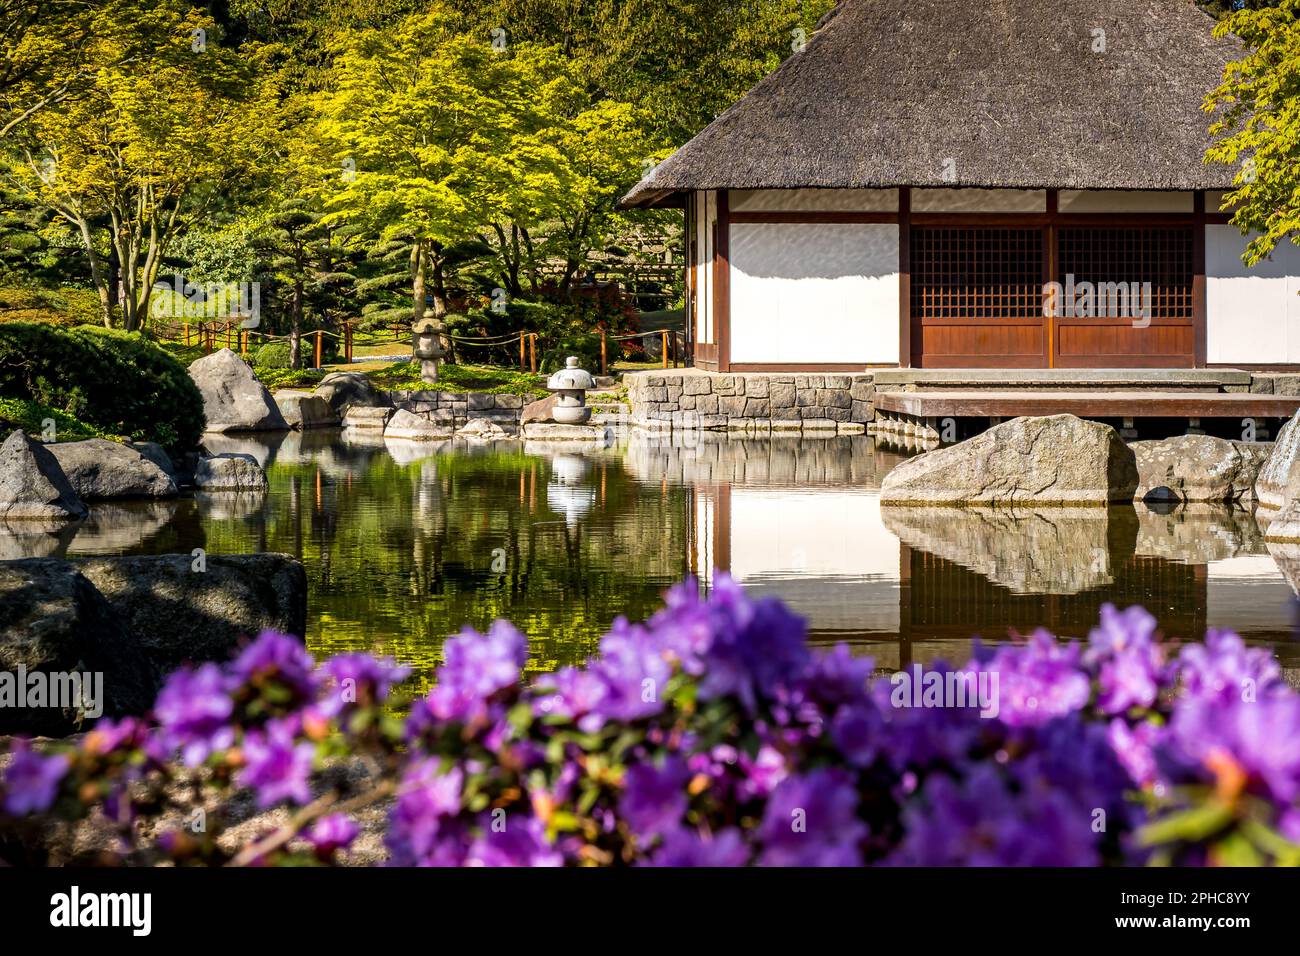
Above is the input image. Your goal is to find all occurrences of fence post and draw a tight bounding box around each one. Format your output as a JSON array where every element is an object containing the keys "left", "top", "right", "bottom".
[
  {"left": 661, "top": 330, "right": 668, "bottom": 369},
  {"left": 315, "top": 330, "right": 323, "bottom": 369},
  {"left": 345, "top": 323, "right": 353, "bottom": 364},
  {"left": 529, "top": 333, "right": 537, "bottom": 374},
  {"left": 600, "top": 331, "right": 607, "bottom": 376}
]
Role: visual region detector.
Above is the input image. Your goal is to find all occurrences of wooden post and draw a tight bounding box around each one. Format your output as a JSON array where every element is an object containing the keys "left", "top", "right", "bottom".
[
  {"left": 529, "top": 333, "right": 537, "bottom": 374},
  {"left": 183, "top": 323, "right": 190, "bottom": 346},
  {"left": 661, "top": 330, "right": 668, "bottom": 369},
  {"left": 240, "top": 330, "right": 247, "bottom": 358},
  {"left": 600, "top": 331, "right": 607, "bottom": 376},
  {"left": 225, "top": 323, "right": 232, "bottom": 350},
  {"left": 520, "top": 331, "right": 526, "bottom": 371},
  {"left": 314, "top": 330, "right": 323, "bottom": 369},
  {"left": 345, "top": 322, "right": 353, "bottom": 364}
]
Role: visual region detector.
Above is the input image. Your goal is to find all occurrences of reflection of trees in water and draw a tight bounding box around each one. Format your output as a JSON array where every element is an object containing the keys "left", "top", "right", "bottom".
[{"left": 192, "top": 444, "right": 688, "bottom": 678}]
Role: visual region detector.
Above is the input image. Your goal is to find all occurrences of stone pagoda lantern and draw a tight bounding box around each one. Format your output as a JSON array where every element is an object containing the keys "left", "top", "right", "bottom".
[
  {"left": 412, "top": 318, "right": 444, "bottom": 384},
  {"left": 545, "top": 356, "right": 595, "bottom": 424}
]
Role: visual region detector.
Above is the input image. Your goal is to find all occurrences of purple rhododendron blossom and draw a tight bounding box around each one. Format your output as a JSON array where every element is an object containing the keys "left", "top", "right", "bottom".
[
  {"left": 232, "top": 630, "right": 320, "bottom": 702},
  {"left": 320, "top": 653, "right": 410, "bottom": 716},
  {"left": 308, "top": 813, "right": 360, "bottom": 855},
  {"left": 590, "top": 620, "right": 674, "bottom": 721},
  {"left": 1086, "top": 605, "right": 1167, "bottom": 714},
  {"left": 1176, "top": 629, "right": 1282, "bottom": 702},
  {"left": 466, "top": 815, "right": 562, "bottom": 867},
  {"left": 757, "top": 768, "right": 866, "bottom": 866},
  {"left": 644, "top": 827, "right": 751, "bottom": 866},
  {"left": 423, "top": 621, "right": 528, "bottom": 723},
  {"left": 238, "top": 719, "right": 316, "bottom": 808},
  {"left": 2, "top": 742, "right": 69, "bottom": 815},
  {"left": 620, "top": 756, "right": 690, "bottom": 839},
  {"left": 969, "top": 631, "right": 1091, "bottom": 727},
  {"left": 1170, "top": 694, "right": 1300, "bottom": 804},
  {"left": 387, "top": 759, "right": 466, "bottom": 866},
  {"left": 154, "top": 663, "right": 236, "bottom": 766}
]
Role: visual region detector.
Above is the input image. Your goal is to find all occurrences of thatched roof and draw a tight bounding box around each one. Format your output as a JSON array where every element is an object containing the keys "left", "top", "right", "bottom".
[{"left": 621, "top": 0, "right": 1241, "bottom": 208}]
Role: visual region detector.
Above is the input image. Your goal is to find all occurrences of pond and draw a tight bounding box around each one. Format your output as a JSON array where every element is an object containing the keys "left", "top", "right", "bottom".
[{"left": 7, "top": 429, "right": 1300, "bottom": 682}]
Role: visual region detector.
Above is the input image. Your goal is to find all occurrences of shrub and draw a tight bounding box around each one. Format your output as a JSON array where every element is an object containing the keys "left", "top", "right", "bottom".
[
  {"left": 253, "top": 341, "right": 292, "bottom": 369},
  {"left": 2, "top": 580, "right": 1298, "bottom": 867},
  {"left": 0, "top": 322, "right": 205, "bottom": 451},
  {"left": 0, "top": 398, "right": 106, "bottom": 442}
]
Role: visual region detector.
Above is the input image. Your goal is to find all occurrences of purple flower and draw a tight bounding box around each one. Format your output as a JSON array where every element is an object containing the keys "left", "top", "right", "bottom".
[
  {"left": 466, "top": 815, "right": 563, "bottom": 867},
  {"left": 307, "top": 814, "right": 360, "bottom": 856},
  {"left": 320, "top": 653, "right": 411, "bottom": 716},
  {"left": 82, "top": 717, "right": 146, "bottom": 757},
  {"left": 532, "top": 665, "right": 609, "bottom": 731},
  {"left": 1106, "top": 717, "right": 1164, "bottom": 789},
  {"left": 969, "top": 631, "right": 1091, "bottom": 727},
  {"left": 1177, "top": 629, "right": 1282, "bottom": 703},
  {"left": 231, "top": 630, "right": 319, "bottom": 703},
  {"left": 643, "top": 827, "right": 750, "bottom": 866},
  {"left": 387, "top": 759, "right": 465, "bottom": 866},
  {"left": 1169, "top": 693, "right": 1300, "bottom": 805},
  {"left": 1086, "top": 605, "right": 1167, "bottom": 714},
  {"left": 154, "top": 663, "right": 235, "bottom": 766},
  {"left": 423, "top": 621, "right": 528, "bottom": 723},
  {"left": 590, "top": 621, "right": 674, "bottom": 722},
  {"left": 800, "top": 644, "right": 875, "bottom": 709},
  {"left": 620, "top": 756, "right": 690, "bottom": 839},
  {"left": 889, "top": 765, "right": 1101, "bottom": 866},
  {"left": 2, "top": 742, "right": 69, "bottom": 815},
  {"left": 696, "top": 575, "right": 812, "bottom": 712},
  {"left": 757, "top": 768, "right": 866, "bottom": 866},
  {"left": 238, "top": 719, "right": 316, "bottom": 808}
]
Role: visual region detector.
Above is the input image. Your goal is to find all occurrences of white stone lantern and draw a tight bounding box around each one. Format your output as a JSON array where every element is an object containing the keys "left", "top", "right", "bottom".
[{"left": 546, "top": 356, "right": 595, "bottom": 424}]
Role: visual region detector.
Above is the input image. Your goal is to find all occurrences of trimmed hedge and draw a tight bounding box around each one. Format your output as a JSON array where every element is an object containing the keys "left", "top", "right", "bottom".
[{"left": 0, "top": 322, "right": 205, "bottom": 450}]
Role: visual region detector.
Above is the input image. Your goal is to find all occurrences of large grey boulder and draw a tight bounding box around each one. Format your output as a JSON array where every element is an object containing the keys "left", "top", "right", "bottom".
[
  {"left": 0, "top": 431, "right": 88, "bottom": 520},
  {"left": 47, "top": 438, "right": 178, "bottom": 499},
  {"left": 521, "top": 393, "right": 559, "bottom": 424},
  {"left": 188, "top": 348, "right": 288, "bottom": 432},
  {"left": 129, "top": 441, "right": 177, "bottom": 480},
  {"left": 1131, "top": 435, "right": 1261, "bottom": 506},
  {"left": 384, "top": 408, "right": 452, "bottom": 440},
  {"left": 194, "top": 453, "right": 268, "bottom": 491},
  {"left": 74, "top": 553, "right": 307, "bottom": 673},
  {"left": 1256, "top": 415, "right": 1300, "bottom": 509},
  {"left": 274, "top": 390, "right": 339, "bottom": 430},
  {"left": 314, "top": 371, "right": 390, "bottom": 415},
  {"left": 879, "top": 415, "right": 1138, "bottom": 506},
  {"left": 0, "top": 559, "right": 156, "bottom": 735}
]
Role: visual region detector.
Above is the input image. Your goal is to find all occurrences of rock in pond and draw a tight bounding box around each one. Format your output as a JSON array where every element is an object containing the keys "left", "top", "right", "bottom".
[
  {"left": 314, "top": 371, "right": 390, "bottom": 416},
  {"left": 0, "top": 559, "right": 156, "bottom": 735},
  {"left": 1130, "top": 435, "right": 1261, "bottom": 506},
  {"left": 0, "top": 431, "right": 88, "bottom": 521},
  {"left": 274, "top": 390, "right": 339, "bottom": 430},
  {"left": 194, "top": 453, "right": 268, "bottom": 491},
  {"left": 1256, "top": 415, "right": 1300, "bottom": 510},
  {"left": 879, "top": 414, "right": 1138, "bottom": 506},
  {"left": 457, "top": 418, "right": 513, "bottom": 441},
  {"left": 47, "top": 438, "right": 178, "bottom": 499},
  {"left": 384, "top": 408, "right": 453, "bottom": 440},
  {"left": 521, "top": 393, "right": 559, "bottom": 424},
  {"left": 342, "top": 406, "right": 394, "bottom": 430},
  {"left": 73, "top": 553, "right": 308, "bottom": 675},
  {"left": 188, "top": 348, "right": 288, "bottom": 433}
]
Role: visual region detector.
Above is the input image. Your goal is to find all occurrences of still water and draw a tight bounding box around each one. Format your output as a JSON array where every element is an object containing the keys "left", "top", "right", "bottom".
[{"left": 7, "top": 429, "right": 1299, "bottom": 676}]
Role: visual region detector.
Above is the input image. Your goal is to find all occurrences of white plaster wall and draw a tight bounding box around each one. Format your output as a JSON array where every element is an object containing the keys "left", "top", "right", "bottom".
[
  {"left": 730, "top": 188, "right": 899, "bottom": 212},
  {"left": 911, "top": 188, "right": 1045, "bottom": 212},
  {"left": 1206, "top": 224, "right": 1300, "bottom": 364},
  {"left": 728, "top": 223, "right": 900, "bottom": 364},
  {"left": 1058, "top": 190, "right": 1193, "bottom": 212},
  {"left": 694, "top": 191, "right": 715, "bottom": 344}
]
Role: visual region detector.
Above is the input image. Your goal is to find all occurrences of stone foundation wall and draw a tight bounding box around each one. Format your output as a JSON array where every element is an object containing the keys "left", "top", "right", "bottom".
[
  {"left": 626, "top": 370, "right": 875, "bottom": 434},
  {"left": 386, "top": 390, "right": 526, "bottom": 427}
]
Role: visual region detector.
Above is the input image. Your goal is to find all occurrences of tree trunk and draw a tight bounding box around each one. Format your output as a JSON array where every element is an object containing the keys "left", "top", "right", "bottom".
[
  {"left": 289, "top": 276, "right": 304, "bottom": 370},
  {"left": 411, "top": 241, "right": 426, "bottom": 325}
]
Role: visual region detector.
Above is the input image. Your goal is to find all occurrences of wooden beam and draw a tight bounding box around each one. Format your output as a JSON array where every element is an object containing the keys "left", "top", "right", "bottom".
[
  {"left": 1193, "top": 190, "right": 1207, "bottom": 369},
  {"left": 874, "top": 388, "right": 1299, "bottom": 419},
  {"left": 714, "top": 190, "right": 731, "bottom": 372},
  {"left": 899, "top": 187, "right": 912, "bottom": 368}
]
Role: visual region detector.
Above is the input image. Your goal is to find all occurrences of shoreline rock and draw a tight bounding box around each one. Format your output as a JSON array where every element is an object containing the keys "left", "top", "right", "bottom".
[
  {"left": 189, "top": 348, "right": 288, "bottom": 433},
  {"left": 0, "top": 431, "right": 88, "bottom": 521}
]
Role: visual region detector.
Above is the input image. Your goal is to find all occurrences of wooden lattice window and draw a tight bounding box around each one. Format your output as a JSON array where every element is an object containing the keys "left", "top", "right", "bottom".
[
  {"left": 911, "top": 227, "right": 1044, "bottom": 320},
  {"left": 1056, "top": 226, "right": 1194, "bottom": 321}
]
